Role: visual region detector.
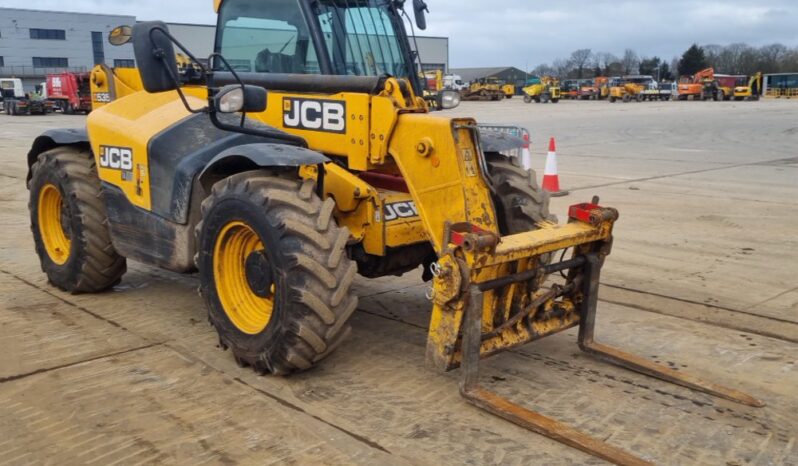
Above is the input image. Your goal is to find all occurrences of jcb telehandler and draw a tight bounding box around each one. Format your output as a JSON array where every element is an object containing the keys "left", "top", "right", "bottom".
[{"left": 25, "top": 1, "right": 762, "bottom": 464}]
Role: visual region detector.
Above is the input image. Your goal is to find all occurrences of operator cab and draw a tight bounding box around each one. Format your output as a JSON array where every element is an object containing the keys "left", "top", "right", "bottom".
[{"left": 214, "top": 0, "right": 423, "bottom": 93}]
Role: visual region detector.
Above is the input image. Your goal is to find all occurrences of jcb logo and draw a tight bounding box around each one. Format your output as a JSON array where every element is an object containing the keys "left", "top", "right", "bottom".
[
  {"left": 283, "top": 98, "right": 346, "bottom": 134},
  {"left": 384, "top": 201, "right": 419, "bottom": 222},
  {"left": 99, "top": 146, "right": 133, "bottom": 171}
]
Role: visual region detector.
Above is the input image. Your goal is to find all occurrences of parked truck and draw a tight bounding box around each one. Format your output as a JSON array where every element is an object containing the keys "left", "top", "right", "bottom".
[
  {"left": 1, "top": 78, "right": 54, "bottom": 115},
  {"left": 47, "top": 72, "right": 93, "bottom": 114}
]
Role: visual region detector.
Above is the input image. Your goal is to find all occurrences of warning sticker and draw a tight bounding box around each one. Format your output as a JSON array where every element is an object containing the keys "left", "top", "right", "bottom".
[{"left": 462, "top": 148, "right": 477, "bottom": 177}]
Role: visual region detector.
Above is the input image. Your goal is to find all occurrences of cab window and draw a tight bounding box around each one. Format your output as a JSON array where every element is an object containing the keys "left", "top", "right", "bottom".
[{"left": 216, "top": 0, "right": 320, "bottom": 74}]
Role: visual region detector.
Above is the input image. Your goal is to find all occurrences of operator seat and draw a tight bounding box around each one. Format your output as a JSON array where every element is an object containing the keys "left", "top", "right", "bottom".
[{"left": 255, "top": 48, "right": 305, "bottom": 74}]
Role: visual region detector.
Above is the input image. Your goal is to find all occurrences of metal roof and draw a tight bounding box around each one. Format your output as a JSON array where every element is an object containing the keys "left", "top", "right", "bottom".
[{"left": 449, "top": 67, "right": 520, "bottom": 82}]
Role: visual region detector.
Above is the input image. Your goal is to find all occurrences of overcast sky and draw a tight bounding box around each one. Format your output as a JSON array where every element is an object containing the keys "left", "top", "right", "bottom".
[{"left": 6, "top": 0, "right": 798, "bottom": 69}]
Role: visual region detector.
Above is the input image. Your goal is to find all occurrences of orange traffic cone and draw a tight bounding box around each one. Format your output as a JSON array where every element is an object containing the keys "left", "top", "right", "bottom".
[
  {"left": 521, "top": 130, "right": 533, "bottom": 171},
  {"left": 542, "top": 137, "right": 569, "bottom": 197}
]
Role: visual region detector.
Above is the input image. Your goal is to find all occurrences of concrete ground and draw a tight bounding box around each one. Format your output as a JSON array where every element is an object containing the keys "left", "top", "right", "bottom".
[{"left": 0, "top": 99, "right": 796, "bottom": 465}]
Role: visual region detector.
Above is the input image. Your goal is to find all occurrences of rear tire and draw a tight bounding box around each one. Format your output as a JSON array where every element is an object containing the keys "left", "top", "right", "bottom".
[
  {"left": 196, "top": 171, "right": 358, "bottom": 375},
  {"left": 29, "top": 146, "right": 126, "bottom": 293}
]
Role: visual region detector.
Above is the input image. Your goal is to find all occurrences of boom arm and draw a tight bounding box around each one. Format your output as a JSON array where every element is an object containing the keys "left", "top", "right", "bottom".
[{"left": 693, "top": 67, "right": 715, "bottom": 83}]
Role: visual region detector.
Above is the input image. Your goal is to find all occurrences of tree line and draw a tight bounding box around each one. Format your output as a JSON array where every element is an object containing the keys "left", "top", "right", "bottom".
[{"left": 530, "top": 43, "right": 798, "bottom": 81}]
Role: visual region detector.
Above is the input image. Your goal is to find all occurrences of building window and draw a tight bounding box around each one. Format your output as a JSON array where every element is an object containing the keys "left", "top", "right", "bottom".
[
  {"left": 0, "top": 57, "right": 4, "bottom": 67},
  {"left": 32, "top": 57, "right": 69, "bottom": 68},
  {"left": 113, "top": 59, "right": 135, "bottom": 68},
  {"left": 30, "top": 28, "right": 66, "bottom": 40},
  {"left": 91, "top": 32, "right": 105, "bottom": 65}
]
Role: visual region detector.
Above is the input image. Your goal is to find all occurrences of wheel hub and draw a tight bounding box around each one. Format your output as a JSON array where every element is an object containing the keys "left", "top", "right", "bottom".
[
  {"left": 38, "top": 183, "right": 71, "bottom": 265},
  {"left": 245, "top": 250, "right": 273, "bottom": 298},
  {"left": 212, "top": 221, "right": 275, "bottom": 335}
]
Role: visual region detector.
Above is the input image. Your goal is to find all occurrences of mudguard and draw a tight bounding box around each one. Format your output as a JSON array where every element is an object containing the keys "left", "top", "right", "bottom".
[
  {"left": 478, "top": 129, "right": 526, "bottom": 153},
  {"left": 26, "top": 128, "right": 90, "bottom": 182},
  {"left": 199, "top": 143, "right": 329, "bottom": 187}
]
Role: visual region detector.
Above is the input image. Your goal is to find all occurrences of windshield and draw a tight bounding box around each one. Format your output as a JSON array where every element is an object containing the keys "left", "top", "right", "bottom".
[
  {"left": 315, "top": 1, "right": 409, "bottom": 77},
  {"left": 216, "top": 0, "right": 413, "bottom": 79}
]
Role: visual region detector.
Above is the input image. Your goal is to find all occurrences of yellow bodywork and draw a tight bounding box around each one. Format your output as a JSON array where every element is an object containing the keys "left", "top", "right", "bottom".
[
  {"left": 609, "top": 83, "right": 644, "bottom": 101},
  {"left": 734, "top": 72, "right": 762, "bottom": 100},
  {"left": 87, "top": 90, "right": 206, "bottom": 210},
  {"left": 90, "top": 65, "right": 143, "bottom": 110},
  {"left": 86, "top": 65, "right": 614, "bottom": 371}
]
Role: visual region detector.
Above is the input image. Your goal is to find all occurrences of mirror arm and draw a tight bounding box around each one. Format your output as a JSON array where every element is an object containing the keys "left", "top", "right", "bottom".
[
  {"left": 148, "top": 26, "right": 209, "bottom": 74},
  {"left": 147, "top": 26, "right": 208, "bottom": 115},
  {"left": 208, "top": 53, "right": 249, "bottom": 127}
]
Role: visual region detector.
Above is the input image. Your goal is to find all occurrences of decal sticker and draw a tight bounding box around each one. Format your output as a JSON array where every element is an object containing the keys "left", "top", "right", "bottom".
[
  {"left": 462, "top": 148, "right": 477, "bottom": 177},
  {"left": 283, "top": 97, "right": 346, "bottom": 134},
  {"left": 93, "top": 92, "right": 111, "bottom": 103},
  {"left": 99, "top": 145, "right": 134, "bottom": 181},
  {"left": 384, "top": 201, "right": 419, "bottom": 222}
]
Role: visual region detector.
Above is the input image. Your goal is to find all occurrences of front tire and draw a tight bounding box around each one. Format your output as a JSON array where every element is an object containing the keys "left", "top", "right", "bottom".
[
  {"left": 485, "top": 153, "right": 555, "bottom": 233},
  {"left": 29, "top": 146, "right": 126, "bottom": 292},
  {"left": 196, "top": 171, "right": 358, "bottom": 375}
]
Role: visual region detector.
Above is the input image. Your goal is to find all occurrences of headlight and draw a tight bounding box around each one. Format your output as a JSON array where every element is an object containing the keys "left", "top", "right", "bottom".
[
  {"left": 217, "top": 87, "right": 244, "bottom": 113},
  {"left": 438, "top": 90, "right": 461, "bottom": 110}
]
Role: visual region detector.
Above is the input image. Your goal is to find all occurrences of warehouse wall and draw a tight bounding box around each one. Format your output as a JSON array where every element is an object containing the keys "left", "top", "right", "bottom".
[{"left": 0, "top": 8, "right": 135, "bottom": 90}]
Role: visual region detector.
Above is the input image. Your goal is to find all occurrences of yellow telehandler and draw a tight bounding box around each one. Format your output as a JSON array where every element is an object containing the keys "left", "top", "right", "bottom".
[{"left": 25, "top": 1, "right": 762, "bottom": 464}]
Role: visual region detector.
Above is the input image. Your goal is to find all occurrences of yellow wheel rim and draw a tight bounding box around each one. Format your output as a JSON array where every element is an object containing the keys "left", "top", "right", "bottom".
[
  {"left": 213, "top": 221, "right": 275, "bottom": 334},
  {"left": 38, "top": 184, "right": 71, "bottom": 265}
]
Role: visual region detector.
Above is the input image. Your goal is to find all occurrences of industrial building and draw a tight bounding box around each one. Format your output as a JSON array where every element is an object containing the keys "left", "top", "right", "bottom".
[
  {"left": 0, "top": 8, "right": 136, "bottom": 90},
  {"left": 763, "top": 72, "right": 798, "bottom": 98},
  {"left": 0, "top": 8, "right": 449, "bottom": 91}
]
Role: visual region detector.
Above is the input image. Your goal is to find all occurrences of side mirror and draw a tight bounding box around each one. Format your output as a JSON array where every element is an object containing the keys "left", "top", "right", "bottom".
[
  {"left": 214, "top": 85, "right": 267, "bottom": 113},
  {"left": 413, "top": 0, "right": 428, "bottom": 30},
  {"left": 108, "top": 25, "right": 133, "bottom": 46},
  {"left": 436, "top": 90, "right": 461, "bottom": 110},
  {"left": 132, "top": 21, "right": 179, "bottom": 93}
]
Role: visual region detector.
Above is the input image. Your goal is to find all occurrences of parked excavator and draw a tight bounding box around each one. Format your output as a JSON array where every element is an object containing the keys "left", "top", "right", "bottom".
[
  {"left": 24, "top": 2, "right": 763, "bottom": 465},
  {"left": 677, "top": 67, "right": 719, "bottom": 101},
  {"left": 734, "top": 72, "right": 762, "bottom": 101}
]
